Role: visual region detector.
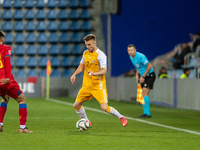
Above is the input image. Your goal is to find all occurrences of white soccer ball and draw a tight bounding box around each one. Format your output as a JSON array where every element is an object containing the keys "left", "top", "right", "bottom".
[{"left": 76, "top": 119, "right": 90, "bottom": 131}]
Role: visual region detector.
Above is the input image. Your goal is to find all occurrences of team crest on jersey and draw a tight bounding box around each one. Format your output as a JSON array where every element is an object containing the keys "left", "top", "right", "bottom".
[
  {"left": 92, "top": 60, "right": 95, "bottom": 63},
  {"left": 136, "top": 64, "right": 140, "bottom": 68},
  {"left": 144, "top": 60, "right": 148, "bottom": 65},
  {"left": 8, "top": 50, "right": 11, "bottom": 55}
]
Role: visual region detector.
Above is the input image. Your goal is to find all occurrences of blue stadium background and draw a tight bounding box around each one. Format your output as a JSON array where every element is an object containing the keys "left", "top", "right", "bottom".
[
  {"left": 1, "top": 0, "right": 200, "bottom": 77},
  {"left": 1, "top": 0, "right": 91, "bottom": 78},
  {"left": 109, "top": 0, "right": 200, "bottom": 76}
]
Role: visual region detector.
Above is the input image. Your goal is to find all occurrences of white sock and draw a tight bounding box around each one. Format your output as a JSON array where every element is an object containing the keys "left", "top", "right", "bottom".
[
  {"left": 20, "top": 125, "right": 26, "bottom": 129},
  {"left": 76, "top": 106, "right": 89, "bottom": 121},
  {"left": 109, "top": 107, "right": 123, "bottom": 119},
  {"left": 0, "top": 123, "right": 3, "bottom": 126}
]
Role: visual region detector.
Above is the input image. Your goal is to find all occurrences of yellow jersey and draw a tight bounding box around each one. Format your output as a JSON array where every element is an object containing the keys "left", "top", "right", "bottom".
[{"left": 80, "top": 49, "right": 107, "bottom": 89}]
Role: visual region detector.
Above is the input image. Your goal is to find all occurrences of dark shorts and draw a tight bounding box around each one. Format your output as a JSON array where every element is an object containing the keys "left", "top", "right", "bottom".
[
  {"left": 140, "top": 72, "right": 156, "bottom": 89},
  {"left": 0, "top": 80, "right": 23, "bottom": 99}
]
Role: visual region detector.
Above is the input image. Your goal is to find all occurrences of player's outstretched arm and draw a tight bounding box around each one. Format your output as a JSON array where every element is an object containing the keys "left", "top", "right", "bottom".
[{"left": 70, "top": 64, "right": 85, "bottom": 84}]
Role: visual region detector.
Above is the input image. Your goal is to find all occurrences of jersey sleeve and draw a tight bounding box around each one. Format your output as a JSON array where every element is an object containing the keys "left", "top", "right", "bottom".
[
  {"left": 80, "top": 51, "right": 85, "bottom": 64},
  {"left": 4, "top": 46, "right": 12, "bottom": 79},
  {"left": 98, "top": 51, "right": 107, "bottom": 69},
  {"left": 4, "top": 46, "right": 12, "bottom": 58},
  {"left": 140, "top": 54, "right": 149, "bottom": 66}
]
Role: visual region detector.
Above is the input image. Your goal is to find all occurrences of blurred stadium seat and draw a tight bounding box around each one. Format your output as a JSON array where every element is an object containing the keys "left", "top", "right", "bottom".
[
  {"left": 63, "top": 69, "right": 72, "bottom": 77},
  {"left": 15, "top": 21, "right": 24, "bottom": 31},
  {"left": 26, "top": 33, "right": 36, "bottom": 43},
  {"left": 27, "top": 45, "right": 37, "bottom": 55},
  {"left": 3, "top": 0, "right": 12, "bottom": 8},
  {"left": 3, "top": 10, "right": 12, "bottom": 20},
  {"left": 27, "top": 57, "right": 37, "bottom": 68},
  {"left": 62, "top": 57, "right": 72, "bottom": 67},
  {"left": 16, "top": 70, "right": 26, "bottom": 78},
  {"left": 47, "top": 0, "right": 56, "bottom": 8},
  {"left": 28, "top": 69, "right": 38, "bottom": 77},
  {"left": 51, "top": 57, "right": 60, "bottom": 67},
  {"left": 38, "top": 45, "right": 48, "bottom": 55},
  {"left": 73, "top": 56, "right": 82, "bottom": 67},
  {"left": 10, "top": 45, "right": 14, "bottom": 54},
  {"left": 51, "top": 69, "right": 61, "bottom": 77},
  {"left": 16, "top": 57, "right": 26, "bottom": 68},
  {"left": 71, "top": 33, "right": 81, "bottom": 43},
  {"left": 48, "top": 21, "right": 57, "bottom": 31},
  {"left": 40, "top": 69, "right": 47, "bottom": 77},
  {"left": 72, "top": 45, "right": 82, "bottom": 55},
  {"left": 69, "top": 0, "right": 79, "bottom": 8},
  {"left": 14, "top": 10, "right": 23, "bottom": 20},
  {"left": 58, "top": 10, "right": 68, "bottom": 20},
  {"left": 15, "top": 33, "right": 25, "bottom": 43},
  {"left": 14, "top": 0, "right": 23, "bottom": 8},
  {"left": 49, "top": 33, "right": 59, "bottom": 43},
  {"left": 80, "top": 0, "right": 90, "bottom": 7},
  {"left": 15, "top": 45, "right": 25, "bottom": 55},
  {"left": 39, "top": 57, "right": 48, "bottom": 67},
  {"left": 58, "top": 0, "right": 67, "bottom": 8},
  {"left": 11, "top": 57, "right": 14, "bottom": 67},
  {"left": 25, "top": 0, "right": 34, "bottom": 8},
  {"left": 48, "top": 9, "right": 57, "bottom": 20},
  {"left": 36, "top": 10, "right": 46, "bottom": 20},
  {"left": 81, "top": 21, "right": 92, "bottom": 30},
  {"left": 70, "top": 9, "right": 79, "bottom": 19},
  {"left": 3, "top": 21, "right": 13, "bottom": 31},
  {"left": 36, "top": 0, "right": 45, "bottom": 8},
  {"left": 11, "top": 70, "right": 15, "bottom": 77},
  {"left": 50, "top": 45, "right": 59, "bottom": 55},
  {"left": 38, "top": 33, "right": 47, "bottom": 43},
  {"left": 26, "top": 21, "right": 35, "bottom": 31},
  {"left": 4, "top": 33, "right": 13, "bottom": 44},
  {"left": 80, "top": 9, "right": 91, "bottom": 19},
  {"left": 60, "top": 33, "right": 70, "bottom": 43},
  {"left": 59, "top": 21, "right": 69, "bottom": 31},
  {"left": 25, "top": 10, "right": 34, "bottom": 20},
  {"left": 82, "top": 32, "right": 90, "bottom": 39},
  {"left": 37, "top": 21, "right": 46, "bottom": 31},
  {"left": 61, "top": 45, "right": 71, "bottom": 55},
  {"left": 70, "top": 21, "right": 81, "bottom": 31}
]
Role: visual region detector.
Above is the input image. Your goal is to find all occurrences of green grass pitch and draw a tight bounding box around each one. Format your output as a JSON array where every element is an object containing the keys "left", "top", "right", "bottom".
[{"left": 1, "top": 97, "right": 200, "bottom": 150}]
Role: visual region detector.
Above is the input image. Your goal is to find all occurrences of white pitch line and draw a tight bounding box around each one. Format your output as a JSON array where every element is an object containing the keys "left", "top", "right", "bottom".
[{"left": 46, "top": 98, "right": 200, "bottom": 136}]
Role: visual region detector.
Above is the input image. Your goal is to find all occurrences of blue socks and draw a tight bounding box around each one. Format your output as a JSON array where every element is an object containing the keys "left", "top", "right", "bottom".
[
  {"left": 143, "top": 96, "right": 151, "bottom": 116},
  {"left": 142, "top": 104, "right": 147, "bottom": 114}
]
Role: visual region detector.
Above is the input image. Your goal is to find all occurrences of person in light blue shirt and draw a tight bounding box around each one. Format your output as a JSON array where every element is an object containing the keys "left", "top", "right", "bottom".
[{"left": 127, "top": 44, "right": 156, "bottom": 118}]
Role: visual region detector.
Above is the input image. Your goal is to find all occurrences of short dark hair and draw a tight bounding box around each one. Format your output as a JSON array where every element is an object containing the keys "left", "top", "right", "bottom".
[
  {"left": 183, "top": 68, "right": 190, "bottom": 73},
  {"left": 83, "top": 34, "right": 96, "bottom": 41},
  {"left": 128, "top": 44, "right": 136, "bottom": 48},
  {"left": 0, "top": 31, "right": 5, "bottom": 38}
]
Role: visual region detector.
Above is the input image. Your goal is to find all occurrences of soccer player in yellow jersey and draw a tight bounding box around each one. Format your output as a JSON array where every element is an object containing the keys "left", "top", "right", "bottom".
[{"left": 70, "top": 34, "right": 128, "bottom": 127}]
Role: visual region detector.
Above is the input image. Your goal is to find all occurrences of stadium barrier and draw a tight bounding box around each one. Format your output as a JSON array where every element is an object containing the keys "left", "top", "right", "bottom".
[{"left": 15, "top": 77, "right": 200, "bottom": 111}]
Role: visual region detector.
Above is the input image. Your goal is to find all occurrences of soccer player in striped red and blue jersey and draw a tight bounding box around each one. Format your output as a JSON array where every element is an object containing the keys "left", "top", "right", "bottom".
[{"left": 0, "top": 31, "right": 32, "bottom": 133}]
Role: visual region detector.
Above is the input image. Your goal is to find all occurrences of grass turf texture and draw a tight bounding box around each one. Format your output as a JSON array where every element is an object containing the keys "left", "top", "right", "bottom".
[{"left": 1, "top": 97, "right": 200, "bottom": 150}]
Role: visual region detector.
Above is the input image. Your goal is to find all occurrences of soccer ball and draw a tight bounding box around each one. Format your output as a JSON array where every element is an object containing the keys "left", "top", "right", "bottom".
[{"left": 76, "top": 119, "right": 90, "bottom": 131}]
